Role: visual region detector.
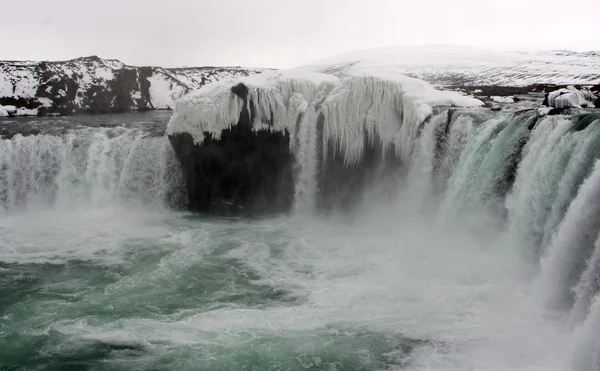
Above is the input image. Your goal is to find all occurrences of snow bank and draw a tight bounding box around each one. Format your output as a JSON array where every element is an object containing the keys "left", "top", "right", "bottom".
[
  {"left": 167, "top": 69, "right": 483, "bottom": 166},
  {"left": 547, "top": 86, "right": 598, "bottom": 109}
]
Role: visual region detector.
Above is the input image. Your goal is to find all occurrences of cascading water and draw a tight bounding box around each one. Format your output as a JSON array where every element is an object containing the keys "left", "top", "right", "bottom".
[
  {"left": 411, "top": 108, "right": 600, "bottom": 370},
  {"left": 2, "top": 98, "right": 600, "bottom": 370},
  {"left": 0, "top": 127, "right": 184, "bottom": 212},
  {"left": 293, "top": 106, "right": 320, "bottom": 212}
]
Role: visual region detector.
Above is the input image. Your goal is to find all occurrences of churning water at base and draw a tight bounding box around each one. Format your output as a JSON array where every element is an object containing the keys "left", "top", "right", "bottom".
[{"left": 1, "top": 110, "right": 600, "bottom": 370}]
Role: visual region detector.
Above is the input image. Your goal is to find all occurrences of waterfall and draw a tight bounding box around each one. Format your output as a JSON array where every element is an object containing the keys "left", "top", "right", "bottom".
[
  {"left": 403, "top": 112, "right": 445, "bottom": 212},
  {"left": 0, "top": 127, "right": 184, "bottom": 212},
  {"left": 534, "top": 160, "right": 600, "bottom": 310},
  {"left": 569, "top": 233, "right": 600, "bottom": 326},
  {"left": 293, "top": 106, "right": 320, "bottom": 212},
  {"left": 437, "top": 111, "right": 533, "bottom": 222},
  {"left": 506, "top": 116, "right": 582, "bottom": 260}
]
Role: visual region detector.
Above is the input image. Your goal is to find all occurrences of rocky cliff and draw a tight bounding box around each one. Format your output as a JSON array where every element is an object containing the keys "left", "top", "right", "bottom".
[{"left": 0, "top": 56, "right": 264, "bottom": 116}]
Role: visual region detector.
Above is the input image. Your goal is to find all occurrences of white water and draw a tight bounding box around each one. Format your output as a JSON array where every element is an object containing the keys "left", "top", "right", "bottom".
[
  {"left": 0, "top": 128, "right": 184, "bottom": 212},
  {"left": 2, "top": 110, "right": 600, "bottom": 370},
  {"left": 293, "top": 106, "right": 319, "bottom": 212}
]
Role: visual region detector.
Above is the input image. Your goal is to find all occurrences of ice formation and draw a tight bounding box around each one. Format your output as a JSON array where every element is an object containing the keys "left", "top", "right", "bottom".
[
  {"left": 547, "top": 86, "right": 598, "bottom": 109},
  {"left": 166, "top": 70, "right": 338, "bottom": 144},
  {"left": 320, "top": 73, "right": 483, "bottom": 164},
  {"left": 167, "top": 70, "right": 483, "bottom": 166}
]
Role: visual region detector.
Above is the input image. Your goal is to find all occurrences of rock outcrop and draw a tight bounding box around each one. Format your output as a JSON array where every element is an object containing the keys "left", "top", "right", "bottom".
[
  {"left": 166, "top": 70, "right": 483, "bottom": 214},
  {"left": 0, "top": 56, "right": 264, "bottom": 116},
  {"left": 168, "top": 85, "right": 295, "bottom": 214}
]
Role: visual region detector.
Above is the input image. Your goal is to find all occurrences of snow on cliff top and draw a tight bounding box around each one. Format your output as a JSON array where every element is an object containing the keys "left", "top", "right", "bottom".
[{"left": 303, "top": 46, "right": 600, "bottom": 86}]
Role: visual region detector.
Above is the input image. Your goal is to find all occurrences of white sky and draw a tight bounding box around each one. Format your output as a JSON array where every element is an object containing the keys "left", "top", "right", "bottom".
[{"left": 1, "top": 0, "right": 599, "bottom": 69}]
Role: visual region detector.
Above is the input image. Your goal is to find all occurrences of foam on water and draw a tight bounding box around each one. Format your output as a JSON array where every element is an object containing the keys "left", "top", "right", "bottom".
[
  {"left": 0, "top": 206, "right": 570, "bottom": 370},
  {"left": 3, "top": 109, "right": 600, "bottom": 369}
]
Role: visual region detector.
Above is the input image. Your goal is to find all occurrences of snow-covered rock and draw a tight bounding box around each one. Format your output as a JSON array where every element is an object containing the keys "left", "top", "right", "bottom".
[
  {"left": 303, "top": 46, "right": 600, "bottom": 87},
  {"left": 168, "top": 70, "right": 338, "bottom": 143},
  {"left": 546, "top": 86, "right": 599, "bottom": 109},
  {"left": 167, "top": 69, "right": 483, "bottom": 165},
  {"left": 0, "top": 56, "right": 265, "bottom": 116}
]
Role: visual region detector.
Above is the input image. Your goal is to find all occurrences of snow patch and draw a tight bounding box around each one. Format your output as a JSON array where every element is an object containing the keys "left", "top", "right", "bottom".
[
  {"left": 490, "top": 96, "right": 515, "bottom": 103},
  {"left": 38, "top": 97, "right": 53, "bottom": 107},
  {"left": 148, "top": 73, "right": 186, "bottom": 109}
]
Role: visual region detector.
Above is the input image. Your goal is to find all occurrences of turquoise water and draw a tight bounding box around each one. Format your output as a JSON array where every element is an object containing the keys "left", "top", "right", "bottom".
[
  {"left": 0, "top": 206, "right": 568, "bottom": 370},
  {"left": 2, "top": 111, "right": 600, "bottom": 370}
]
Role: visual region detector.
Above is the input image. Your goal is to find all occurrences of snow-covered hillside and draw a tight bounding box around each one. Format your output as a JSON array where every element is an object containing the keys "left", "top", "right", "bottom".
[
  {"left": 303, "top": 46, "right": 600, "bottom": 87},
  {"left": 0, "top": 56, "right": 264, "bottom": 116}
]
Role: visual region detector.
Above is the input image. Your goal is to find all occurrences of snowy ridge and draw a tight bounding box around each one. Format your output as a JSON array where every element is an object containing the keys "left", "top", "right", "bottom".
[
  {"left": 167, "top": 70, "right": 482, "bottom": 165},
  {"left": 0, "top": 56, "right": 264, "bottom": 116},
  {"left": 304, "top": 46, "right": 600, "bottom": 87}
]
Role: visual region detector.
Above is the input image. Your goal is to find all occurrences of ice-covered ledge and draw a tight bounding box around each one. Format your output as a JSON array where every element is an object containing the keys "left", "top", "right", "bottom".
[
  {"left": 166, "top": 70, "right": 339, "bottom": 143},
  {"left": 166, "top": 69, "right": 483, "bottom": 165},
  {"left": 165, "top": 69, "right": 483, "bottom": 213}
]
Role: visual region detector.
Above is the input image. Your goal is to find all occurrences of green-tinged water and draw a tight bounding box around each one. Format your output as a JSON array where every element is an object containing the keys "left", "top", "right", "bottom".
[
  {"left": 3, "top": 110, "right": 600, "bottom": 370},
  {"left": 0, "top": 206, "right": 569, "bottom": 371},
  {"left": 0, "top": 211, "right": 436, "bottom": 370}
]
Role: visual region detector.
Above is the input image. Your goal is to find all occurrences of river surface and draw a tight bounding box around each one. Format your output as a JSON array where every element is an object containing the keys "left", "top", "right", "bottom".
[{"left": 0, "top": 111, "right": 596, "bottom": 370}]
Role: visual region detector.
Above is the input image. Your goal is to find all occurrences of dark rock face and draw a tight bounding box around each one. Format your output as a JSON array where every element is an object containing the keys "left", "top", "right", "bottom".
[{"left": 168, "top": 84, "right": 294, "bottom": 214}]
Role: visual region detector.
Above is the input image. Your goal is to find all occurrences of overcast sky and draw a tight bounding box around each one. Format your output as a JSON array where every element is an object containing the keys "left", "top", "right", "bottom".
[{"left": 1, "top": 0, "right": 599, "bottom": 69}]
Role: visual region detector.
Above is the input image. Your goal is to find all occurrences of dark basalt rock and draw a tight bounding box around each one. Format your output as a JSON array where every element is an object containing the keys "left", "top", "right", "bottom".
[{"left": 168, "top": 84, "right": 294, "bottom": 214}]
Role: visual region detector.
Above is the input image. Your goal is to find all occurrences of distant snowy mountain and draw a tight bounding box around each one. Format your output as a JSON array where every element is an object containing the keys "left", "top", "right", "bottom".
[
  {"left": 0, "top": 56, "right": 265, "bottom": 116},
  {"left": 303, "top": 46, "right": 600, "bottom": 87}
]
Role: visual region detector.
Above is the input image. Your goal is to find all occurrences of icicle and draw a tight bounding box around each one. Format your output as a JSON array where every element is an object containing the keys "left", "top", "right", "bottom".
[
  {"left": 166, "top": 70, "right": 338, "bottom": 144},
  {"left": 167, "top": 70, "right": 482, "bottom": 167}
]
